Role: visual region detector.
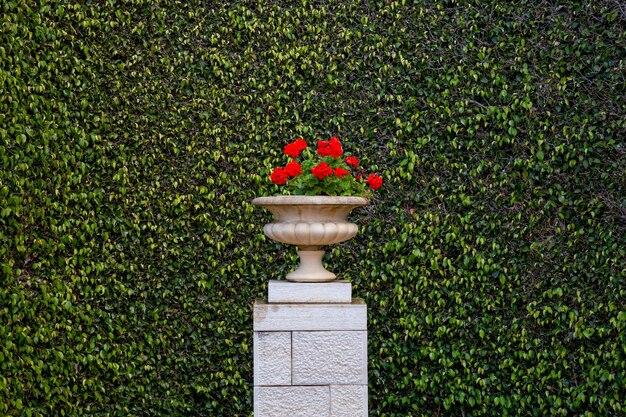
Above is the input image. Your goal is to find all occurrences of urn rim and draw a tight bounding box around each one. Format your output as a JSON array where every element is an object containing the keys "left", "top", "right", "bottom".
[{"left": 252, "top": 195, "right": 370, "bottom": 207}]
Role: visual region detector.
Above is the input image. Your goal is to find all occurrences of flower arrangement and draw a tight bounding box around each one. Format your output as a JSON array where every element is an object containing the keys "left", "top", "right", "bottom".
[{"left": 270, "top": 136, "right": 383, "bottom": 196}]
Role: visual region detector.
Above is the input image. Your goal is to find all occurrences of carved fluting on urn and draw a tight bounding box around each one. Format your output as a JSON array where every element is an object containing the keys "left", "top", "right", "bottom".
[{"left": 263, "top": 222, "right": 358, "bottom": 247}]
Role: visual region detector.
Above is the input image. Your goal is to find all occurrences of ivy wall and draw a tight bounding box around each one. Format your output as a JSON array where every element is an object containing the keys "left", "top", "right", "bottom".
[{"left": 1, "top": 0, "right": 625, "bottom": 415}]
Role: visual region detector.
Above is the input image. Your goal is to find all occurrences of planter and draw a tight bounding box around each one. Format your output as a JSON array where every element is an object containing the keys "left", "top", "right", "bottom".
[{"left": 252, "top": 195, "right": 369, "bottom": 282}]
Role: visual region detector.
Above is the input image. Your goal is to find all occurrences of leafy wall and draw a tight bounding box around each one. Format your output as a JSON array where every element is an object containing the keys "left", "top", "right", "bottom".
[{"left": 1, "top": 0, "right": 625, "bottom": 415}]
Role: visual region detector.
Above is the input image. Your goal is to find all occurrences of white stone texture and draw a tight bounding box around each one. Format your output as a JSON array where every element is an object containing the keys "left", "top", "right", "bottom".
[
  {"left": 254, "top": 300, "right": 366, "bottom": 331},
  {"left": 254, "top": 332, "right": 291, "bottom": 386},
  {"left": 267, "top": 280, "right": 352, "bottom": 303},
  {"left": 330, "top": 385, "right": 368, "bottom": 417},
  {"left": 254, "top": 386, "right": 330, "bottom": 417},
  {"left": 292, "top": 331, "right": 367, "bottom": 385}
]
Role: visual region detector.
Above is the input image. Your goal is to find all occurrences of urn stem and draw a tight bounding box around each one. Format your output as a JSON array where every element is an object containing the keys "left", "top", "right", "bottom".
[{"left": 285, "top": 250, "right": 336, "bottom": 282}]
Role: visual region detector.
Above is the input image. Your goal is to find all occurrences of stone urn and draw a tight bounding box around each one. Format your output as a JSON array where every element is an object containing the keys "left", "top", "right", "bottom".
[{"left": 252, "top": 195, "right": 369, "bottom": 282}]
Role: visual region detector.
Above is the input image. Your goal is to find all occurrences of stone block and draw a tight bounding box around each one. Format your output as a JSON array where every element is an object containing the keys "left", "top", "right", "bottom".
[
  {"left": 267, "top": 280, "right": 352, "bottom": 304},
  {"left": 292, "top": 331, "right": 367, "bottom": 385},
  {"left": 254, "top": 300, "right": 366, "bottom": 331},
  {"left": 254, "top": 386, "right": 330, "bottom": 417},
  {"left": 254, "top": 332, "right": 291, "bottom": 386},
  {"left": 330, "top": 385, "right": 368, "bottom": 417}
]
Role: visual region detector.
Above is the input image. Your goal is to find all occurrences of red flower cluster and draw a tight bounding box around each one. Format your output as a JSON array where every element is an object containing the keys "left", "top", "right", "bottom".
[
  {"left": 317, "top": 137, "right": 343, "bottom": 158},
  {"left": 284, "top": 138, "right": 307, "bottom": 158},
  {"left": 270, "top": 167, "right": 288, "bottom": 185},
  {"left": 271, "top": 161, "right": 302, "bottom": 184},
  {"left": 270, "top": 139, "right": 308, "bottom": 185},
  {"left": 284, "top": 160, "right": 302, "bottom": 177},
  {"left": 345, "top": 156, "right": 359, "bottom": 167},
  {"left": 311, "top": 162, "right": 333, "bottom": 179},
  {"left": 334, "top": 167, "right": 350, "bottom": 178},
  {"left": 365, "top": 173, "right": 383, "bottom": 190},
  {"left": 269, "top": 135, "right": 383, "bottom": 194}
]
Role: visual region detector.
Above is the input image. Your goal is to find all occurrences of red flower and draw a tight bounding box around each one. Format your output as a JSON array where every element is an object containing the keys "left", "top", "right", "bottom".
[
  {"left": 311, "top": 162, "right": 333, "bottom": 180},
  {"left": 345, "top": 156, "right": 359, "bottom": 168},
  {"left": 270, "top": 167, "right": 288, "bottom": 185},
  {"left": 317, "top": 136, "right": 343, "bottom": 158},
  {"left": 334, "top": 167, "right": 350, "bottom": 178},
  {"left": 366, "top": 173, "right": 383, "bottom": 190},
  {"left": 284, "top": 161, "right": 302, "bottom": 178},
  {"left": 284, "top": 138, "right": 307, "bottom": 158}
]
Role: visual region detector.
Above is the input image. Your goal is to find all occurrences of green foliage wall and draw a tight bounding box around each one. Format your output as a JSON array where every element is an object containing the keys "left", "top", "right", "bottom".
[{"left": 1, "top": 0, "right": 624, "bottom": 415}]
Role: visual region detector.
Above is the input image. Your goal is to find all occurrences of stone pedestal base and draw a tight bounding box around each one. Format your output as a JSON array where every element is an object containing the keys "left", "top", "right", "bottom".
[{"left": 253, "top": 290, "right": 368, "bottom": 417}]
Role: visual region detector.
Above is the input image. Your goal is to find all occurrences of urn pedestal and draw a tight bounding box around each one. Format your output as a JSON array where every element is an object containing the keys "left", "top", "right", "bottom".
[{"left": 253, "top": 281, "right": 368, "bottom": 417}]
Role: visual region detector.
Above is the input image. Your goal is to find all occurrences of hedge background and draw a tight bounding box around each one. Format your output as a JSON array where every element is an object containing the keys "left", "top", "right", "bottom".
[{"left": 1, "top": 0, "right": 625, "bottom": 415}]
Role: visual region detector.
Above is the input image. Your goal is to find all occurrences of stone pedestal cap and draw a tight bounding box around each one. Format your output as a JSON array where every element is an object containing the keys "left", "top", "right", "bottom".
[{"left": 268, "top": 280, "right": 352, "bottom": 303}]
